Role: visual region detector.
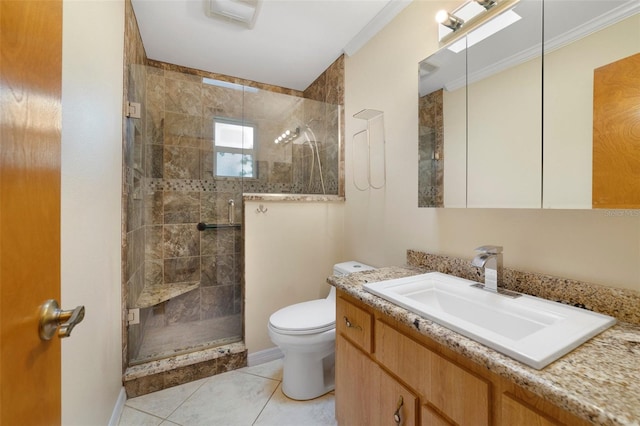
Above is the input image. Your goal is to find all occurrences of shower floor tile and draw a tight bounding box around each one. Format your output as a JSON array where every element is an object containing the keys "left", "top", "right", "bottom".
[
  {"left": 118, "top": 359, "right": 337, "bottom": 426},
  {"left": 133, "top": 314, "right": 242, "bottom": 363}
]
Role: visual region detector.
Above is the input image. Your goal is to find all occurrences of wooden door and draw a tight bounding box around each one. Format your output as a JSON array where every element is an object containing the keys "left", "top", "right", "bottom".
[
  {"left": 592, "top": 53, "right": 640, "bottom": 208},
  {"left": 1, "top": 0, "right": 63, "bottom": 424}
]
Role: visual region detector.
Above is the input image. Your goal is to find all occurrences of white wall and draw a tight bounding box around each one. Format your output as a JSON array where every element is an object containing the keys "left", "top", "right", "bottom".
[
  {"left": 244, "top": 200, "right": 345, "bottom": 352},
  {"left": 443, "top": 86, "right": 466, "bottom": 207},
  {"left": 61, "top": 0, "right": 124, "bottom": 424},
  {"left": 344, "top": 1, "right": 640, "bottom": 292},
  {"left": 443, "top": 56, "right": 542, "bottom": 208},
  {"left": 467, "top": 57, "right": 542, "bottom": 208}
]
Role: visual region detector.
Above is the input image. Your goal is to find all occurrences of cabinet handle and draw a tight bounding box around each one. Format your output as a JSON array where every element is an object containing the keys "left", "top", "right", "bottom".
[
  {"left": 343, "top": 316, "right": 362, "bottom": 330},
  {"left": 394, "top": 395, "right": 404, "bottom": 425}
]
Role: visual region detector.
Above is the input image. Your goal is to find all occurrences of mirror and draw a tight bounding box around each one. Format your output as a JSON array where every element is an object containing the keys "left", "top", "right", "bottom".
[
  {"left": 543, "top": 1, "right": 640, "bottom": 208},
  {"left": 418, "top": 0, "right": 640, "bottom": 209}
]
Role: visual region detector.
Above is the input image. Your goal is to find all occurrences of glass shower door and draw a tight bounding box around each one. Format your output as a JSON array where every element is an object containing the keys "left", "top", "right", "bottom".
[{"left": 125, "top": 65, "right": 243, "bottom": 365}]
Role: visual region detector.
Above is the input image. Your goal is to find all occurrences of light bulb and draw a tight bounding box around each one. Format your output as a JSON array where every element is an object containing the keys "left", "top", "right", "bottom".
[
  {"left": 435, "top": 10, "right": 449, "bottom": 24},
  {"left": 435, "top": 10, "right": 464, "bottom": 31}
]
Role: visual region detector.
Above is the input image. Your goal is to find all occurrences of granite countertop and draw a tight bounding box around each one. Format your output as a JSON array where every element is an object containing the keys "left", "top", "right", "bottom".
[{"left": 328, "top": 266, "right": 640, "bottom": 426}]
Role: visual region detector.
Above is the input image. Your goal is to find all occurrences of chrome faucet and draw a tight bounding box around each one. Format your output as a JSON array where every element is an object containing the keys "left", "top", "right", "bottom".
[{"left": 471, "top": 245, "right": 503, "bottom": 292}]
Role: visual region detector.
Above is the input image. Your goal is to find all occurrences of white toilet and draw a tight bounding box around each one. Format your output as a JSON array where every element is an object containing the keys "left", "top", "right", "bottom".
[{"left": 268, "top": 261, "right": 375, "bottom": 400}]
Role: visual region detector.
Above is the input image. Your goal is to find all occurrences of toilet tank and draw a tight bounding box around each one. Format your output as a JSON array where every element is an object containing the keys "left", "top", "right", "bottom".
[
  {"left": 333, "top": 261, "right": 376, "bottom": 276},
  {"left": 327, "top": 261, "right": 376, "bottom": 301}
]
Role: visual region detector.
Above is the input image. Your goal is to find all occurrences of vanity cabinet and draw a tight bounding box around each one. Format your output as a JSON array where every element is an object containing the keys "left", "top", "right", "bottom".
[
  {"left": 335, "top": 291, "right": 591, "bottom": 426},
  {"left": 336, "top": 294, "right": 417, "bottom": 425},
  {"left": 336, "top": 336, "right": 418, "bottom": 426},
  {"left": 376, "top": 319, "right": 489, "bottom": 425}
]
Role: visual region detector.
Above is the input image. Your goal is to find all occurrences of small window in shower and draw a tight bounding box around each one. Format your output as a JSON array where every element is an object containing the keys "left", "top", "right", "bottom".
[{"left": 214, "top": 119, "right": 255, "bottom": 178}]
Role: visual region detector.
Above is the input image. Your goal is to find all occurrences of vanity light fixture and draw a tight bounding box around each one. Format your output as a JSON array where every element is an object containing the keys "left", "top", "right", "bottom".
[
  {"left": 204, "top": 0, "right": 262, "bottom": 29},
  {"left": 436, "top": 0, "right": 519, "bottom": 46},
  {"left": 447, "top": 9, "right": 521, "bottom": 53},
  {"left": 475, "top": 0, "right": 497, "bottom": 10},
  {"left": 436, "top": 10, "right": 464, "bottom": 31}
]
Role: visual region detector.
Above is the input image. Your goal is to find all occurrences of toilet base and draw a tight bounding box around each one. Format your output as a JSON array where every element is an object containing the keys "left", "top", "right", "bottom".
[{"left": 281, "top": 350, "right": 335, "bottom": 400}]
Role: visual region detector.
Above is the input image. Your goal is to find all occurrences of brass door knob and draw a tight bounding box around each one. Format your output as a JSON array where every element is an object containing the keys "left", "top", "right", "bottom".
[{"left": 38, "top": 299, "right": 85, "bottom": 340}]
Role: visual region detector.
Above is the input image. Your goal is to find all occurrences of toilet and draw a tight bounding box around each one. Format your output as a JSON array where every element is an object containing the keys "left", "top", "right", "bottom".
[{"left": 268, "top": 261, "right": 376, "bottom": 400}]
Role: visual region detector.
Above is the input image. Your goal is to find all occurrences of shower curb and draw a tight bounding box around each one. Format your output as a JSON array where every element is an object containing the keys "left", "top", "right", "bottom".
[{"left": 122, "top": 342, "right": 247, "bottom": 398}]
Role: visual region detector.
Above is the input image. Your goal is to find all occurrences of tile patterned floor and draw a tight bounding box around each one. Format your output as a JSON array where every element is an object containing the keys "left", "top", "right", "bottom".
[{"left": 118, "top": 359, "right": 337, "bottom": 426}]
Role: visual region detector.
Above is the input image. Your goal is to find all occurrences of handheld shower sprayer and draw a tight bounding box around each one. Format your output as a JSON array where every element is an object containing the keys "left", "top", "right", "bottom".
[{"left": 273, "top": 123, "right": 326, "bottom": 194}]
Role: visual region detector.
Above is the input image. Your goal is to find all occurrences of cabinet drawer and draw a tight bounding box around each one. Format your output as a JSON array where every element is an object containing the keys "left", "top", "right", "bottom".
[
  {"left": 376, "top": 319, "right": 490, "bottom": 426},
  {"left": 336, "top": 295, "right": 373, "bottom": 353}
]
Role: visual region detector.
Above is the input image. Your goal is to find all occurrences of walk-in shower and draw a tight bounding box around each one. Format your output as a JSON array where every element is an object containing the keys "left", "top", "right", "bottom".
[{"left": 123, "top": 63, "right": 340, "bottom": 380}]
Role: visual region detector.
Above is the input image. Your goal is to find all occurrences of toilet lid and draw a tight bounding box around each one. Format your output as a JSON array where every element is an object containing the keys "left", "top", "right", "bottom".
[{"left": 269, "top": 299, "right": 335, "bottom": 334}]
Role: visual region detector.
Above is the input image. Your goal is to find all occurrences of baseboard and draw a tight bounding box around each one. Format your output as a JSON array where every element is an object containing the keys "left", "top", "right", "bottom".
[
  {"left": 108, "top": 387, "right": 127, "bottom": 426},
  {"left": 247, "top": 347, "right": 283, "bottom": 367}
]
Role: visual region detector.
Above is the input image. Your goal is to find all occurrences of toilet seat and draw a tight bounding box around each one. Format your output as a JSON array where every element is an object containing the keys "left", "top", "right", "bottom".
[{"left": 269, "top": 299, "right": 335, "bottom": 335}]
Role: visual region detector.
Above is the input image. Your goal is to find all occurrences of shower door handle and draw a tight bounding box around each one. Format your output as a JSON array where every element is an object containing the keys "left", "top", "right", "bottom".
[
  {"left": 38, "top": 299, "right": 85, "bottom": 340},
  {"left": 228, "top": 199, "right": 235, "bottom": 225}
]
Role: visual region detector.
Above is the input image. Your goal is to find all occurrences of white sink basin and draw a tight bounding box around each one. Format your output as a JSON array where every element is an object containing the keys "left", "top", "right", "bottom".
[{"left": 363, "top": 272, "right": 616, "bottom": 369}]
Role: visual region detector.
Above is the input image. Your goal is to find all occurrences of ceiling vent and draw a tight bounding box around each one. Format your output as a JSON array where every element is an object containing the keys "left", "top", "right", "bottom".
[{"left": 204, "top": 0, "right": 262, "bottom": 29}]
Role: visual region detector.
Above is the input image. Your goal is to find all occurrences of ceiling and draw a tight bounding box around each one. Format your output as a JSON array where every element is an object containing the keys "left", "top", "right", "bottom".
[{"left": 131, "top": 0, "right": 411, "bottom": 91}]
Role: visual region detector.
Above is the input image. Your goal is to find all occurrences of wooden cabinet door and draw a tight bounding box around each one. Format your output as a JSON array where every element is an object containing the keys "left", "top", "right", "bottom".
[
  {"left": 422, "top": 405, "right": 454, "bottom": 426},
  {"left": 376, "top": 320, "right": 490, "bottom": 426},
  {"left": 375, "top": 365, "right": 417, "bottom": 426},
  {"left": 336, "top": 335, "right": 373, "bottom": 425},
  {"left": 501, "top": 393, "right": 563, "bottom": 426},
  {"left": 336, "top": 335, "right": 418, "bottom": 426}
]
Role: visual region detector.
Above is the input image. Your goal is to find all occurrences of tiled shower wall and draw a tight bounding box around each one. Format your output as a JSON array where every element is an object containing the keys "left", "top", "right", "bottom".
[
  {"left": 147, "top": 59, "right": 342, "bottom": 196},
  {"left": 304, "top": 55, "right": 345, "bottom": 197}
]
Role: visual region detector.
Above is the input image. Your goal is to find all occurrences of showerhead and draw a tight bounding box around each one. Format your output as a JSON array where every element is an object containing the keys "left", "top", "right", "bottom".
[{"left": 291, "top": 128, "right": 312, "bottom": 145}]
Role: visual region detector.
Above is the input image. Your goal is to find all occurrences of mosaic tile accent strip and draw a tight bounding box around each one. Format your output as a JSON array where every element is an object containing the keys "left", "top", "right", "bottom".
[
  {"left": 406, "top": 249, "right": 640, "bottom": 324},
  {"left": 144, "top": 178, "right": 339, "bottom": 196},
  {"left": 328, "top": 266, "right": 640, "bottom": 426}
]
